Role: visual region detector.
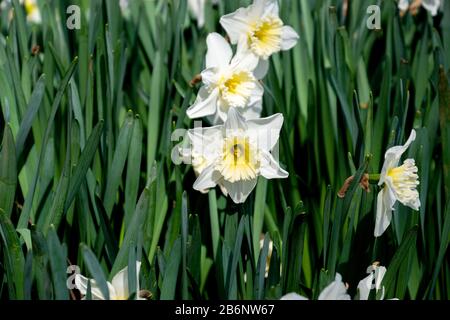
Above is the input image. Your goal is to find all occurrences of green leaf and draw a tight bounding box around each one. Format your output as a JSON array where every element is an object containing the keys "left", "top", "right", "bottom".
[
  {"left": 181, "top": 191, "right": 189, "bottom": 300},
  {"left": 15, "top": 74, "right": 46, "bottom": 160},
  {"left": 18, "top": 57, "right": 79, "bottom": 229},
  {"left": 160, "top": 238, "right": 181, "bottom": 300},
  {"left": 0, "top": 124, "right": 17, "bottom": 217},
  {"left": 81, "top": 244, "right": 110, "bottom": 300},
  {"left": 103, "top": 111, "right": 134, "bottom": 216},
  {"left": 0, "top": 208, "right": 25, "bottom": 299},
  {"left": 111, "top": 187, "right": 151, "bottom": 276},
  {"left": 254, "top": 233, "right": 270, "bottom": 300},
  {"left": 226, "top": 214, "right": 246, "bottom": 299},
  {"left": 427, "top": 200, "right": 450, "bottom": 298},
  {"left": 381, "top": 226, "right": 418, "bottom": 298},
  {"left": 252, "top": 177, "right": 268, "bottom": 262},
  {"left": 47, "top": 226, "right": 69, "bottom": 300},
  {"left": 124, "top": 115, "right": 143, "bottom": 230},
  {"left": 64, "top": 120, "right": 104, "bottom": 212}
]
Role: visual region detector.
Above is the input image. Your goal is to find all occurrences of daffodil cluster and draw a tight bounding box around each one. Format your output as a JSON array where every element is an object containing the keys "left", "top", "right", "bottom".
[{"left": 180, "top": 0, "right": 299, "bottom": 204}]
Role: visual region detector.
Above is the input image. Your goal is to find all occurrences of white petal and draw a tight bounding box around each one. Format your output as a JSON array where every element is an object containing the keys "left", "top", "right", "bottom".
[
  {"left": 224, "top": 107, "right": 248, "bottom": 131},
  {"left": 207, "top": 110, "right": 226, "bottom": 125},
  {"left": 28, "top": 10, "right": 42, "bottom": 24},
  {"left": 222, "top": 179, "right": 257, "bottom": 204},
  {"left": 318, "top": 273, "right": 351, "bottom": 300},
  {"left": 280, "top": 26, "right": 299, "bottom": 51},
  {"left": 260, "top": 150, "right": 289, "bottom": 179},
  {"left": 422, "top": 0, "right": 440, "bottom": 16},
  {"left": 242, "top": 99, "right": 263, "bottom": 121},
  {"left": 247, "top": 81, "right": 264, "bottom": 110},
  {"left": 205, "top": 33, "right": 233, "bottom": 69},
  {"left": 201, "top": 67, "right": 220, "bottom": 86},
  {"left": 260, "top": 0, "right": 279, "bottom": 17},
  {"left": 356, "top": 273, "right": 373, "bottom": 300},
  {"left": 230, "top": 38, "right": 259, "bottom": 72},
  {"left": 374, "top": 188, "right": 395, "bottom": 237},
  {"left": 111, "top": 266, "right": 128, "bottom": 299},
  {"left": 193, "top": 165, "right": 220, "bottom": 191},
  {"left": 75, "top": 274, "right": 116, "bottom": 300},
  {"left": 219, "top": 7, "right": 251, "bottom": 44},
  {"left": 188, "top": 125, "right": 223, "bottom": 158},
  {"left": 247, "top": 113, "right": 284, "bottom": 152},
  {"left": 280, "top": 292, "right": 308, "bottom": 300},
  {"left": 188, "top": 0, "right": 205, "bottom": 27},
  {"left": 379, "top": 130, "right": 416, "bottom": 185},
  {"left": 111, "top": 261, "right": 141, "bottom": 300},
  {"left": 398, "top": 0, "right": 410, "bottom": 11},
  {"left": 187, "top": 87, "right": 219, "bottom": 119},
  {"left": 253, "top": 59, "right": 270, "bottom": 79},
  {"left": 218, "top": 180, "right": 229, "bottom": 197}
]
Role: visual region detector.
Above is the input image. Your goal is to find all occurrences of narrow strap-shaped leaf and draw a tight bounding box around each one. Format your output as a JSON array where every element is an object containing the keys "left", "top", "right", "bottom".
[
  {"left": 0, "top": 209, "right": 25, "bottom": 299},
  {"left": 15, "top": 74, "right": 46, "bottom": 160},
  {"left": 380, "top": 226, "right": 418, "bottom": 299},
  {"left": 103, "top": 111, "right": 134, "bottom": 216},
  {"left": 18, "top": 57, "right": 79, "bottom": 229},
  {"left": 81, "top": 244, "right": 110, "bottom": 300},
  {"left": 47, "top": 226, "right": 69, "bottom": 300},
  {"left": 64, "top": 120, "right": 104, "bottom": 212},
  {"left": 0, "top": 124, "right": 17, "bottom": 217}
]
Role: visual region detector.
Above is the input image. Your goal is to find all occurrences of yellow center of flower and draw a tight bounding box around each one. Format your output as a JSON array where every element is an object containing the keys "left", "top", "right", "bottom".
[
  {"left": 387, "top": 159, "right": 420, "bottom": 204},
  {"left": 217, "top": 135, "right": 260, "bottom": 183},
  {"left": 249, "top": 15, "right": 283, "bottom": 59},
  {"left": 24, "top": 0, "right": 38, "bottom": 15},
  {"left": 218, "top": 71, "right": 256, "bottom": 109}
]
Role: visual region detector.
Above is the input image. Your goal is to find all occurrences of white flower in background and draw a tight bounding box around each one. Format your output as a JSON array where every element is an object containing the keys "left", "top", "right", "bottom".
[
  {"left": 119, "top": 0, "right": 130, "bottom": 19},
  {"left": 182, "top": 107, "right": 288, "bottom": 204},
  {"left": 23, "top": 0, "right": 41, "bottom": 24},
  {"left": 356, "top": 263, "right": 387, "bottom": 300},
  {"left": 220, "top": 0, "right": 299, "bottom": 78},
  {"left": 187, "top": 33, "right": 264, "bottom": 124},
  {"left": 398, "top": 0, "right": 441, "bottom": 16},
  {"left": 75, "top": 262, "right": 144, "bottom": 300},
  {"left": 281, "top": 273, "right": 351, "bottom": 300},
  {"left": 375, "top": 130, "right": 420, "bottom": 237},
  {"left": 2, "top": 0, "right": 41, "bottom": 23},
  {"left": 188, "top": 0, "right": 219, "bottom": 27},
  {"left": 259, "top": 237, "right": 273, "bottom": 278}
]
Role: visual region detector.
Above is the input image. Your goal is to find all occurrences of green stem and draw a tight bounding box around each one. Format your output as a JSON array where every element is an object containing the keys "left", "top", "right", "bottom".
[
  {"left": 369, "top": 173, "right": 381, "bottom": 184},
  {"left": 208, "top": 189, "right": 220, "bottom": 260},
  {"left": 264, "top": 206, "right": 279, "bottom": 236}
]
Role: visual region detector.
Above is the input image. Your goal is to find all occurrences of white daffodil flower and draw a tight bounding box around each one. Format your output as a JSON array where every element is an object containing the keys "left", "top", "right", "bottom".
[
  {"left": 75, "top": 262, "right": 144, "bottom": 300},
  {"left": 2, "top": 0, "right": 41, "bottom": 23},
  {"left": 398, "top": 0, "right": 441, "bottom": 16},
  {"left": 24, "top": 0, "right": 41, "bottom": 24},
  {"left": 187, "top": 33, "right": 263, "bottom": 124},
  {"left": 220, "top": 0, "right": 299, "bottom": 78},
  {"left": 183, "top": 107, "right": 288, "bottom": 204},
  {"left": 357, "top": 263, "right": 387, "bottom": 300},
  {"left": 375, "top": 130, "right": 420, "bottom": 237},
  {"left": 281, "top": 273, "right": 351, "bottom": 300},
  {"left": 188, "top": 0, "right": 219, "bottom": 27}
]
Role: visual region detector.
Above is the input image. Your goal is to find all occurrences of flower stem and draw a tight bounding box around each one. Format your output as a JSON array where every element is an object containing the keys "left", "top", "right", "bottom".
[
  {"left": 208, "top": 189, "right": 220, "bottom": 260},
  {"left": 369, "top": 174, "right": 381, "bottom": 184}
]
